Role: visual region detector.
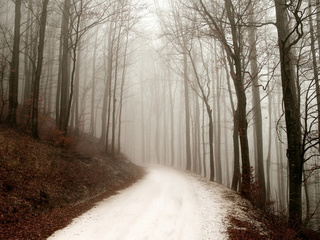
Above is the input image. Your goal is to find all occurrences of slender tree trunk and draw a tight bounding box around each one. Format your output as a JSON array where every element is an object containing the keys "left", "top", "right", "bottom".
[
  {"left": 6, "top": 0, "right": 21, "bottom": 127},
  {"left": 231, "top": 109, "right": 241, "bottom": 191},
  {"left": 183, "top": 51, "right": 192, "bottom": 171},
  {"left": 266, "top": 87, "right": 272, "bottom": 201},
  {"left": 100, "top": 39, "right": 109, "bottom": 143},
  {"left": 80, "top": 54, "right": 89, "bottom": 133},
  {"left": 64, "top": 6, "right": 84, "bottom": 136},
  {"left": 105, "top": 23, "right": 115, "bottom": 151},
  {"left": 59, "top": 0, "right": 71, "bottom": 132},
  {"left": 202, "top": 101, "right": 207, "bottom": 177},
  {"left": 56, "top": 31, "right": 63, "bottom": 126},
  {"left": 155, "top": 110, "right": 161, "bottom": 164},
  {"left": 90, "top": 31, "right": 98, "bottom": 137},
  {"left": 316, "top": 0, "right": 320, "bottom": 59},
  {"left": 188, "top": 46, "right": 214, "bottom": 179},
  {"left": 32, "top": 0, "right": 49, "bottom": 139},
  {"left": 73, "top": 45, "right": 81, "bottom": 136},
  {"left": 196, "top": 95, "right": 201, "bottom": 174},
  {"left": 275, "top": 88, "right": 285, "bottom": 207},
  {"left": 140, "top": 72, "right": 146, "bottom": 163},
  {"left": 207, "top": 104, "right": 214, "bottom": 181},
  {"left": 111, "top": 25, "right": 122, "bottom": 152},
  {"left": 23, "top": 7, "right": 32, "bottom": 107},
  {"left": 168, "top": 68, "right": 175, "bottom": 167},
  {"left": 308, "top": 0, "right": 320, "bottom": 141},
  {"left": 162, "top": 73, "right": 168, "bottom": 165},
  {"left": 100, "top": 80, "right": 108, "bottom": 143},
  {"left": 225, "top": 54, "right": 240, "bottom": 191},
  {"left": 193, "top": 94, "right": 200, "bottom": 173},
  {"left": 248, "top": 1, "right": 266, "bottom": 205},
  {"left": 214, "top": 40, "right": 222, "bottom": 183},
  {"left": 118, "top": 31, "right": 129, "bottom": 153},
  {"left": 223, "top": 87, "right": 230, "bottom": 187},
  {"left": 101, "top": 21, "right": 113, "bottom": 145}
]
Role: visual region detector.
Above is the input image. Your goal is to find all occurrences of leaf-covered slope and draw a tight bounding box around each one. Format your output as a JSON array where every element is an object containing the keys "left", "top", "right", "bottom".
[{"left": 0, "top": 126, "right": 144, "bottom": 239}]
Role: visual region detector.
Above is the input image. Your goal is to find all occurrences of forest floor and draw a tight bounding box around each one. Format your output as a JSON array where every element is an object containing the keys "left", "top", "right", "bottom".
[{"left": 0, "top": 124, "right": 145, "bottom": 239}]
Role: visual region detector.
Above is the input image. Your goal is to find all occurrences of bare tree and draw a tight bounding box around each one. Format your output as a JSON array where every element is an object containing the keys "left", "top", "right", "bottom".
[
  {"left": 190, "top": 0, "right": 251, "bottom": 196},
  {"left": 274, "top": 0, "right": 304, "bottom": 226}
]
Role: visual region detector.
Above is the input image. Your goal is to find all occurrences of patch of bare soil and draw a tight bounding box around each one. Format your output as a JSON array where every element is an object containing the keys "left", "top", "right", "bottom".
[{"left": 0, "top": 125, "right": 145, "bottom": 240}]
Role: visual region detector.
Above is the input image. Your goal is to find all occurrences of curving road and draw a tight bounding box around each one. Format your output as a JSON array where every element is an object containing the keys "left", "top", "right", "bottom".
[{"left": 48, "top": 166, "right": 240, "bottom": 240}]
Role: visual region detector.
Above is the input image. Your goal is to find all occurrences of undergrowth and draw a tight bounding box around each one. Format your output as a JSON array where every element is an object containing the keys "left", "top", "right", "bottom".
[{"left": 228, "top": 166, "right": 319, "bottom": 240}]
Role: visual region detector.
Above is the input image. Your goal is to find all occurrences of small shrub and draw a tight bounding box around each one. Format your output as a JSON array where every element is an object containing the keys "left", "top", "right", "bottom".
[
  {"left": 240, "top": 166, "right": 265, "bottom": 208},
  {"left": 227, "top": 207, "right": 302, "bottom": 240},
  {"left": 45, "top": 127, "right": 75, "bottom": 149}
]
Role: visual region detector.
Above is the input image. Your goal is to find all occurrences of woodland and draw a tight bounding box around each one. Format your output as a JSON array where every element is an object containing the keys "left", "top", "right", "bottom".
[{"left": 0, "top": 0, "right": 320, "bottom": 237}]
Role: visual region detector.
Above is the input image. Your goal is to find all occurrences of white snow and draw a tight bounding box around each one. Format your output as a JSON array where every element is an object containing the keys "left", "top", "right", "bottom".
[{"left": 48, "top": 165, "right": 246, "bottom": 240}]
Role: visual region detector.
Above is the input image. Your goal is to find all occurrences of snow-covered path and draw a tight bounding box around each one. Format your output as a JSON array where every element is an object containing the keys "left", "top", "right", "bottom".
[{"left": 48, "top": 166, "right": 244, "bottom": 240}]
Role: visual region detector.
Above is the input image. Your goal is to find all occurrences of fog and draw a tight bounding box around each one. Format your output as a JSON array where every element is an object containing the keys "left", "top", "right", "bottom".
[{"left": 0, "top": 0, "right": 319, "bottom": 230}]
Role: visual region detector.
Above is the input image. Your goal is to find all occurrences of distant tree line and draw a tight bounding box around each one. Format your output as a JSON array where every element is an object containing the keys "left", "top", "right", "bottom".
[{"left": 0, "top": 0, "right": 144, "bottom": 152}]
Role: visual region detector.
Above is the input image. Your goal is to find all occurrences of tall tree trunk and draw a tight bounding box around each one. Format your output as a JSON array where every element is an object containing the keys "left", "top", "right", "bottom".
[
  {"left": 23, "top": 7, "right": 32, "bottom": 107},
  {"left": 100, "top": 21, "right": 113, "bottom": 145},
  {"left": 214, "top": 40, "right": 222, "bottom": 183},
  {"left": 183, "top": 51, "right": 192, "bottom": 171},
  {"left": 32, "top": 0, "right": 49, "bottom": 139},
  {"left": 223, "top": 85, "right": 230, "bottom": 187},
  {"left": 105, "top": 22, "right": 115, "bottom": 151},
  {"left": 100, "top": 39, "right": 109, "bottom": 144},
  {"left": 317, "top": 0, "right": 320, "bottom": 59},
  {"left": 168, "top": 68, "right": 175, "bottom": 167},
  {"left": 73, "top": 45, "right": 81, "bottom": 136},
  {"left": 266, "top": 86, "right": 272, "bottom": 201},
  {"left": 193, "top": 93, "right": 200, "bottom": 173},
  {"left": 274, "top": 0, "right": 303, "bottom": 226},
  {"left": 225, "top": 53, "right": 240, "bottom": 191},
  {"left": 90, "top": 32, "right": 98, "bottom": 137},
  {"left": 56, "top": 32, "right": 63, "bottom": 126},
  {"left": 64, "top": 6, "right": 83, "bottom": 136},
  {"left": 196, "top": 94, "right": 201, "bottom": 174},
  {"left": 6, "top": 0, "right": 21, "bottom": 127},
  {"left": 248, "top": 1, "right": 266, "bottom": 206},
  {"left": 188, "top": 47, "right": 214, "bottom": 179},
  {"left": 308, "top": 0, "right": 320, "bottom": 142},
  {"left": 162, "top": 73, "right": 168, "bottom": 165},
  {"left": 207, "top": 103, "right": 214, "bottom": 181},
  {"left": 275, "top": 88, "right": 286, "bottom": 207},
  {"left": 117, "top": 30, "right": 129, "bottom": 153},
  {"left": 155, "top": 110, "right": 161, "bottom": 164},
  {"left": 59, "top": 0, "right": 71, "bottom": 132},
  {"left": 201, "top": 101, "right": 207, "bottom": 177},
  {"left": 111, "top": 25, "right": 122, "bottom": 152},
  {"left": 225, "top": 0, "right": 251, "bottom": 198},
  {"left": 231, "top": 109, "right": 241, "bottom": 191}
]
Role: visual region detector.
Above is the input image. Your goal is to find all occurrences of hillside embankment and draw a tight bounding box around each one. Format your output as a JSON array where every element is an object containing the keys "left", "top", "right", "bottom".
[{"left": 0, "top": 125, "right": 145, "bottom": 239}]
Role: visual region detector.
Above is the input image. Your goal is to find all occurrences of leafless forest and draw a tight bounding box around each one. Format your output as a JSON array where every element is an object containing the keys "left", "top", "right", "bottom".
[{"left": 1, "top": 0, "right": 320, "bottom": 232}]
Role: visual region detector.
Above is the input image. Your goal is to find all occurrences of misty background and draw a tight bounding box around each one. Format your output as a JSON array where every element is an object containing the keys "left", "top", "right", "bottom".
[{"left": 0, "top": 0, "right": 319, "bottom": 231}]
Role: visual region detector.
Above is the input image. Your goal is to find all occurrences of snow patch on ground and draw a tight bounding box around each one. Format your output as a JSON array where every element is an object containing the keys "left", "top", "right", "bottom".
[{"left": 48, "top": 165, "right": 248, "bottom": 240}]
